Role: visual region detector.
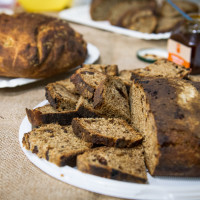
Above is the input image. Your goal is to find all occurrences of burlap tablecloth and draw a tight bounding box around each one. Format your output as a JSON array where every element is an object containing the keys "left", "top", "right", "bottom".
[{"left": 0, "top": 23, "right": 166, "bottom": 200}]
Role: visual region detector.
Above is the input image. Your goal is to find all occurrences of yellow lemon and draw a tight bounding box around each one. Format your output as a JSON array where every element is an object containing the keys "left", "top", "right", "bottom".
[{"left": 18, "top": 0, "right": 73, "bottom": 12}]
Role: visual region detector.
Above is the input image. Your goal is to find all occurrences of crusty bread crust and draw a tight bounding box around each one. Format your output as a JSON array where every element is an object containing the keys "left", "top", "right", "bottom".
[
  {"left": 26, "top": 105, "right": 79, "bottom": 127},
  {"left": 0, "top": 13, "right": 87, "bottom": 78}
]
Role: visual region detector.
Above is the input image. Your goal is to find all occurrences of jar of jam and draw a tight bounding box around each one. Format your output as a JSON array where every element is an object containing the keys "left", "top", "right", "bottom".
[{"left": 167, "top": 18, "right": 200, "bottom": 74}]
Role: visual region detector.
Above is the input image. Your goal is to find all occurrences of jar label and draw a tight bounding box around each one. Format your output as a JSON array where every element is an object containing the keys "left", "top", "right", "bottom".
[{"left": 167, "top": 39, "right": 192, "bottom": 68}]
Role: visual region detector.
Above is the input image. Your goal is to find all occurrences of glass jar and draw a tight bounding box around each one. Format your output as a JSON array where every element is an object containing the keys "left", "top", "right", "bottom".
[{"left": 167, "top": 19, "right": 200, "bottom": 74}]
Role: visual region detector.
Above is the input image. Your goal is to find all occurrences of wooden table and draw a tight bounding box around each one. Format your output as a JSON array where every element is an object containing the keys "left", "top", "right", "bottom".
[{"left": 0, "top": 21, "right": 167, "bottom": 200}]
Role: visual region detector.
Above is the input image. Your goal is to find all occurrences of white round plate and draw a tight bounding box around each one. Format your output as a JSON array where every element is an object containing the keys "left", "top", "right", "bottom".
[
  {"left": 0, "top": 43, "right": 100, "bottom": 88},
  {"left": 19, "top": 100, "right": 200, "bottom": 200}
]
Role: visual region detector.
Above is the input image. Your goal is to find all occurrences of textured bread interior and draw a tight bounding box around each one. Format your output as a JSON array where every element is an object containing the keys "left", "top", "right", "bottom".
[
  {"left": 76, "top": 118, "right": 142, "bottom": 141},
  {"left": 77, "top": 146, "right": 147, "bottom": 181},
  {"left": 130, "top": 82, "right": 159, "bottom": 174},
  {"left": 46, "top": 80, "right": 79, "bottom": 111},
  {"left": 22, "top": 124, "right": 92, "bottom": 166},
  {"left": 94, "top": 77, "right": 130, "bottom": 122}
]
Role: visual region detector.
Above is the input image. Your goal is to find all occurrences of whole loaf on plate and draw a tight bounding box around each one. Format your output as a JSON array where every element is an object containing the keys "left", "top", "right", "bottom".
[{"left": 0, "top": 13, "right": 87, "bottom": 78}]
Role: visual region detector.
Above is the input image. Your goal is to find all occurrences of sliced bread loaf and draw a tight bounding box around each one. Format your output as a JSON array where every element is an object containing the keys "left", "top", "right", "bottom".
[
  {"left": 130, "top": 77, "right": 200, "bottom": 176},
  {"left": 77, "top": 145, "right": 147, "bottom": 183},
  {"left": 93, "top": 76, "right": 131, "bottom": 122},
  {"left": 45, "top": 78, "right": 79, "bottom": 111},
  {"left": 72, "top": 118, "right": 142, "bottom": 147},
  {"left": 70, "top": 67, "right": 107, "bottom": 99},
  {"left": 22, "top": 124, "right": 92, "bottom": 167},
  {"left": 26, "top": 104, "right": 79, "bottom": 127}
]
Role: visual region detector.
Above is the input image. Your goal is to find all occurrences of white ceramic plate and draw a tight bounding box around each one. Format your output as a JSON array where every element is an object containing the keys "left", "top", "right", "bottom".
[
  {"left": 0, "top": 43, "right": 100, "bottom": 88},
  {"left": 19, "top": 100, "right": 200, "bottom": 200},
  {"left": 59, "top": 5, "right": 171, "bottom": 40}
]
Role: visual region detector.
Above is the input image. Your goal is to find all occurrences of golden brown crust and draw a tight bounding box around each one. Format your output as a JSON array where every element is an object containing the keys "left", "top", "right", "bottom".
[{"left": 0, "top": 13, "right": 87, "bottom": 78}]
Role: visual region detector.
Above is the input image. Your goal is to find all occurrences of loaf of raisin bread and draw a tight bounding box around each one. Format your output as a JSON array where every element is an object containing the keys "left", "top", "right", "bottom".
[
  {"left": 45, "top": 78, "right": 79, "bottom": 111},
  {"left": 26, "top": 104, "right": 79, "bottom": 127},
  {"left": 72, "top": 118, "right": 142, "bottom": 147},
  {"left": 82, "top": 64, "right": 119, "bottom": 76},
  {"left": 130, "top": 77, "right": 200, "bottom": 176},
  {"left": 22, "top": 124, "right": 92, "bottom": 166},
  {"left": 77, "top": 145, "right": 147, "bottom": 183},
  {"left": 94, "top": 76, "right": 131, "bottom": 122}
]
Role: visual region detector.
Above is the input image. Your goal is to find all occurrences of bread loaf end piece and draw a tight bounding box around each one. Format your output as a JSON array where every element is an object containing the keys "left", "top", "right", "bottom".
[{"left": 130, "top": 77, "right": 200, "bottom": 176}]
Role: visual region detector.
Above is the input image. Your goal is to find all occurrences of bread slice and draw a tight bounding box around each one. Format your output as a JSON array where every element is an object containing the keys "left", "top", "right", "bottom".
[
  {"left": 122, "top": 8, "right": 157, "bottom": 33},
  {"left": 22, "top": 124, "right": 92, "bottom": 167},
  {"left": 131, "top": 59, "right": 190, "bottom": 80},
  {"left": 45, "top": 78, "right": 79, "bottom": 111},
  {"left": 70, "top": 67, "right": 107, "bottom": 99},
  {"left": 108, "top": 0, "right": 157, "bottom": 26},
  {"left": 72, "top": 118, "right": 142, "bottom": 147},
  {"left": 77, "top": 145, "right": 147, "bottom": 183},
  {"left": 82, "top": 64, "right": 119, "bottom": 76},
  {"left": 90, "top": 0, "right": 124, "bottom": 21},
  {"left": 26, "top": 104, "right": 79, "bottom": 127},
  {"left": 76, "top": 96, "right": 104, "bottom": 118},
  {"left": 130, "top": 77, "right": 200, "bottom": 176},
  {"left": 93, "top": 76, "right": 131, "bottom": 122}
]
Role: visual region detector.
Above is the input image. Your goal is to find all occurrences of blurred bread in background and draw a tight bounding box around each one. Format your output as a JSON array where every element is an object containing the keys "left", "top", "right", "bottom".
[{"left": 90, "top": 0, "right": 199, "bottom": 33}]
